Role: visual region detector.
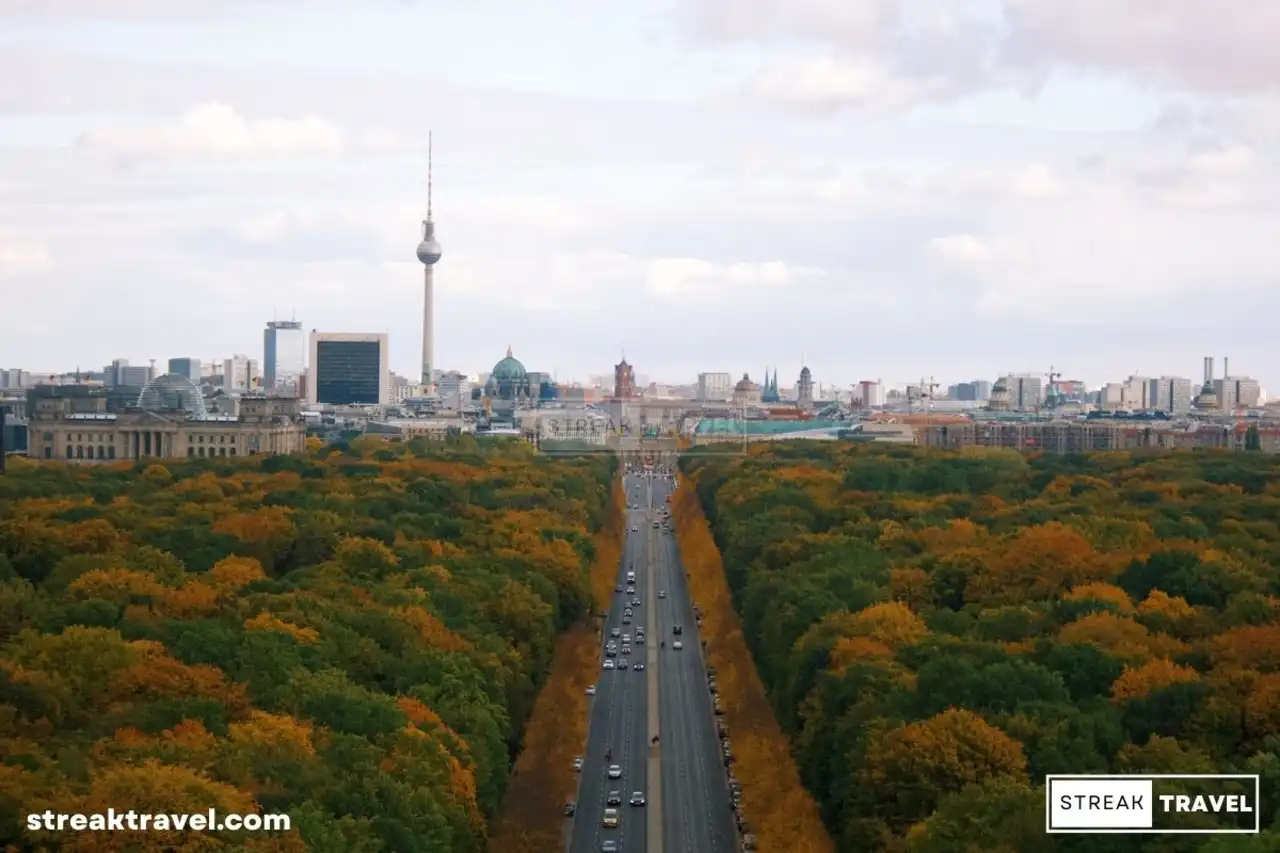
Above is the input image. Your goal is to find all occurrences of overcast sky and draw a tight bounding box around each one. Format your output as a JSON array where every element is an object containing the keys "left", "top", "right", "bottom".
[{"left": 1, "top": 0, "right": 1277, "bottom": 391}]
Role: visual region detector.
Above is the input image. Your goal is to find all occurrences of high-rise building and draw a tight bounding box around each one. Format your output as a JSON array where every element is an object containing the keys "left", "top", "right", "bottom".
[
  {"left": 263, "top": 320, "right": 305, "bottom": 395},
  {"left": 858, "top": 380, "right": 884, "bottom": 407},
  {"left": 222, "top": 355, "right": 260, "bottom": 391},
  {"left": 307, "top": 332, "right": 390, "bottom": 406},
  {"left": 414, "top": 132, "right": 442, "bottom": 395},
  {"left": 696, "top": 372, "right": 731, "bottom": 401},
  {"left": 104, "top": 359, "right": 154, "bottom": 388},
  {"left": 1122, "top": 375, "right": 1153, "bottom": 410},
  {"left": 1149, "top": 377, "right": 1193, "bottom": 414},
  {"left": 167, "top": 358, "right": 201, "bottom": 383},
  {"left": 1000, "top": 374, "right": 1044, "bottom": 410},
  {"left": 436, "top": 371, "right": 470, "bottom": 409},
  {"left": 796, "top": 366, "right": 814, "bottom": 408}
]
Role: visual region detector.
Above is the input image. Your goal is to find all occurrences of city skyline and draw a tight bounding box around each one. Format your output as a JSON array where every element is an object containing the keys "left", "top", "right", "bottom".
[{"left": 1, "top": 2, "right": 1277, "bottom": 388}]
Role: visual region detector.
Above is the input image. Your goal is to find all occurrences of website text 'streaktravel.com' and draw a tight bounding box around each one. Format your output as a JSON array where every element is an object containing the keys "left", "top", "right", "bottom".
[{"left": 26, "top": 810, "right": 291, "bottom": 833}]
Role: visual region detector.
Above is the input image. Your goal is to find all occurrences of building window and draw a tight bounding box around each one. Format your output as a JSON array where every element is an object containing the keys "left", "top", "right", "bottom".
[
  {"left": 108, "top": 446, "right": 115, "bottom": 459},
  {"left": 229, "top": 447, "right": 236, "bottom": 456},
  {"left": 219, "top": 447, "right": 226, "bottom": 456},
  {"left": 66, "top": 445, "right": 72, "bottom": 458},
  {"left": 188, "top": 447, "right": 195, "bottom": 456},
  {"left": 96, "top": 446, "right": 104, "bottom": 459},
  {"left": 198, "top": 447, "right": 205, "bottom": 457},
  {"left": 44, "top": 447, "right": 52, "bottom": 459},
  {"left": 76, "top": 446, "right": 84, "bottom": 458}
]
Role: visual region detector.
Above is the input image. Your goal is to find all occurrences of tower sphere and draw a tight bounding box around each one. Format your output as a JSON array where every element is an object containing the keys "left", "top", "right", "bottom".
[{"left": 417, "top": 237, "right": 442, "bottom": 265}]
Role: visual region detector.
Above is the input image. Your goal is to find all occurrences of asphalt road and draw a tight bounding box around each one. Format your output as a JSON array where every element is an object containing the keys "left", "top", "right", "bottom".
[
  {"left": 567, "top": 474, "right": 653, "bottom": 853},
  {"left": 651, "top": 476, "right": 738, "bottom": 853}
]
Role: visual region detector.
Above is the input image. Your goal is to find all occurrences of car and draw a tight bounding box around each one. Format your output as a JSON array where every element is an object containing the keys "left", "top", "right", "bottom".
[
  {"left": 618, "top": 659, "right": 628, "bottom": 670},
  {"left": 622, "top": 634, "right": 631, "bottom": 643},
  {"left": 573, "top": 756, "right": 584, "bottom": 771},
  {"left": 602, "top": 807, "right": 619, "bottom": 828},
  {"left": 615, "top": 585, "right": 622, "bottom": 592},
  {"left": 608, "top": 764, "right": 622, "bottom": 779},
  {"left": 605, "top": 648, "right": 616, "bottom": 658},
  {"left": 611, "top": 629, "right": 621, "bottom": 638},
  {"left": 622, "top": 617, "right": 632, "bottom": 625},
  {"left": 658, "top": 590, "right": 666, "bottom": 598},
  {"left": 623, "top": 608, "right": 633, "bottom": 617},
  {"left": 635, "top": 635, "right": 645, "bottom": 645},
  {"left": 626, "top": 586, "right": 635, "bottom": 594},
  {"left": 607, "top": 790, "right": 622, "bottom": 806},
  {"left": 601, "top": 842, "right": 619, "bottom": 853},
  {"left": 673, "top": 625, "right": 682, "bottom": 635},
  {"left": 621, "top": 645, "right": 632, "bottom": 655},
  {"left": 564, "top": 801, "right": 576, "bottom": 816},
  {"left": 631, "top": 526, "right": 637, "bottom": 532},
  {"left": 630, "top": 792, "right": 646, "bottom": 807},
  {"left": 586, "top": 685, "right": 595, "bottom": 696},
  {"left": 603, "top": 659, "right": 615, "bottom": 669},
  {"left": 634, "top": 662, "right": 645, "bottom": 671},
  {"left": 673, "top": 640, "right": 683, "bottom": 650},
  {"left": 632, "top": 597, "right": 642, "bottom": 606}
]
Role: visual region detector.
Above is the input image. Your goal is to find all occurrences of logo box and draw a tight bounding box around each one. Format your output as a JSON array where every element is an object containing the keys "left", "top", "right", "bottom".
[{"left": 1046, "top": 774, "right": 1260, "bottom": 834}]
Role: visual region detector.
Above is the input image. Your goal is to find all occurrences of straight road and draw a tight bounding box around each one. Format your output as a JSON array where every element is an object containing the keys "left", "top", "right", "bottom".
[
  {"left": 652, "top": 475, "right": 738, "bottom": 853},
  {"left": 568, "top": 474, "right": 652, "bottom": 853}
]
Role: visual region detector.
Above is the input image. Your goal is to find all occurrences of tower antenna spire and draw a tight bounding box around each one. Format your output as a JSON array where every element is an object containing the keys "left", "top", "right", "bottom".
[{"left": 427, "top": 131, "right": 433, "bottom": 222}]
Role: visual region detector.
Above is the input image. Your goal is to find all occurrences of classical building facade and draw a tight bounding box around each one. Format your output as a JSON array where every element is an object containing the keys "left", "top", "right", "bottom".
[{"left": 26, "top": 374, "right": 307, "bottom": 464}]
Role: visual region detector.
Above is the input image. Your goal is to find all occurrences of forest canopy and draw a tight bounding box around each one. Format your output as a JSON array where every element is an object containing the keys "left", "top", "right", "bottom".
[
  {"left": 0, "top": 436, "right": 615, "bottom": 852},
  {"left": 682, "top": 443, "right": 1280, "bottom": 852}
]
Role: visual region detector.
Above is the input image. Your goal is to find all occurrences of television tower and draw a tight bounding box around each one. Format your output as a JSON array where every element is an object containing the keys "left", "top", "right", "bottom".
[{"left": 415, "top": 131, "right": 443, "bottom": 393}]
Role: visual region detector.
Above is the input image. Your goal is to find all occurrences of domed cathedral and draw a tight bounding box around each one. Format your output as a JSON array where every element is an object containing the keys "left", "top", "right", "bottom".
[
  {"left": 987, "top": 377, "right": 1013, "bottom": 412},
  {"left": 761, "top": 368, "right": 781, "bottom": 404},
  {"left": 1194, "top": 379, "right": 1220, "bottom": 411},
  {"left": 613, "top": 357, "right": 636, "bottom": 400},
  {"left": 732, "top": 373, "right": 762, "bottom": 407},
  {"left": 484, "top": 346, "right": 533, "bottom": 411}
]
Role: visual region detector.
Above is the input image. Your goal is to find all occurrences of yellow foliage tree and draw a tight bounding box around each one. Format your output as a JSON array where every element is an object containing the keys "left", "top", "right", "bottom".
[
  {"left": 1111, "top": 659, "right": 1201, "bottom": 701},
  {"left": 849, "top": 601, "right": 929, "bottom": 647},
  {"left": 207, "top": 555, "right": 268, "bottom": 590},
  {"left": 1058, "top": 611, "right": 1187, "bottom": 661},
  {"left": 1138, "top": 590, "right": 1196, "bottom": 619},
  {"left": 244, "top": 612, "right": 320, "bottom": 644},
  {"left": 1065, "top": 582, "right": 1134, "bottom": 614}
]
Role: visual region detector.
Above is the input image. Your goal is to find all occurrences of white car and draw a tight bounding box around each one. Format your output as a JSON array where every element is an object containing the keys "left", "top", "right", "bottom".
[
  {"left": 573, "top": 757, "right": 584, "bottom": 771},
  {"left": 608, "top": 764, "right": 623, "bottom": 779},
  {"left": 672, "top": 641, "right": 683, "bottom": 650},
  {"left": 658, "top": 591, "right": 666, "bottom": 598},
  {"left": 603, "top": 659, "right": 615, "bottom": 669},
  {"left": 586, "top": 685, "right": 596, "bottom": 695}
]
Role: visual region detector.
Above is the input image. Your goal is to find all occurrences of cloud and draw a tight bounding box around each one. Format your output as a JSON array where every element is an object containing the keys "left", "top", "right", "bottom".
[
  {"left": 0, "top": 239, "right": 54, "bottom": 276},
  {"left": 686, "top": 0, "right": 1280, "bottom": 107},
  {"left": 645, "top": 258, "right": 824, "bottom": 301},
  {"left": 928, "top": 234, "right": 1020, "bottom": 263},
  {"left": 75, "top": 102, "right": 398, "bottom": 160}
]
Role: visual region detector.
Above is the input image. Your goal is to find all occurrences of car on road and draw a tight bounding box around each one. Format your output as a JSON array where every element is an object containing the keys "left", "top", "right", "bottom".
[
  {"left": 573, "top": 756, "right": 584, "bottom": 771},
  {"left": 622, "top": 634, "right": 631, "bottom": 643},
  {"left": 585, "top": 685, "right": 595, "bottom": 695},
  {"left": 626, "top": 586, "right": 635, "bottom": 594},
  {"left": 635, "top": 635, "right": 645, "bottom": 645},
  {"left": 673, "top": 625, "right": 683, "bottom": 635},
  {"left": 634, "top": 662, "right": 644, "bottom": 671},
  {"left": 603, "top": 659, "right": 615, "bottom": 669},
  {"left": 602, "top": 808, "right": 619, "bottom": 828},
  {"left": 673, "top": 640, "right": 684, "bottom": 650},
  {"left": 658, "top": 590, "right": 666, "bottom": 598},
  {"left": 607, "top": 790, "right": 622, "bottom": 806},
  {"left": 601, "top": 840, "right": 619, "bottom": 852},
  {"left": 611, "top": 629, "right": 621, "bottom": 638},
  {"left": 615, "top": 585, "right": 622, "bottom": 592},
  {"left": 618, "top": 659, "right": 628, "bottom": 670},
  {"left": 623, "top": 608, "right": 632, "bottom": 617},
  {"left": 630, "top": 526, "right": 637, "bottom": 532},
  {"left": 608, "top": 764, "right": 622, "bottom": 779},
  {"left": 630, "top": 792, "right": 646, "bottom": 807},
  {"left": 622, "top": 616, "right": 632, "bottom": 625},
  {"left": 564, "top": 801, "right": 576, "bottom": 816}
]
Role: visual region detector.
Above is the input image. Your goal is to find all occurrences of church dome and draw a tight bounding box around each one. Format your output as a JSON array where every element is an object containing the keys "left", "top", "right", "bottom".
[
  {"left": 137, "top": 373, "right": 208, "bottom": 417},
  {"left": 492, "top": 346, "right": 527, "bottom": 382},
  {"left": 800, "top": 366, "right": 812, "bottom": 379},
  {"left": 735, "top": 373, "right": 759, "bottom": 392}
]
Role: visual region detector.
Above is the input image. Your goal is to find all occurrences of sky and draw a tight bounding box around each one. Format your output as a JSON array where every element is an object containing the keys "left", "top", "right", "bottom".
[{"left": 1, "top": 0, "right": 1277, "bottom": 392}]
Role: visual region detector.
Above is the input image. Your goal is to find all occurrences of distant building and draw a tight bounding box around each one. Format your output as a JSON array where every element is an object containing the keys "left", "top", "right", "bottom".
[
  {"left": 307, "top": 332, "right": 390, "bottom": 406},
  {"left": 761, "top": 369, "right": 781, "bottom": 404},
  {"left": 732, "top": 373, "right": 761, "bottom": 407},
  {"left": 26, "top": 375, "right": 306, "bottom": 463},
  {"left": 435, "top": 371, "right": 470, "bottom": 409},
  {"left": 1149, "top": 376, "right": 1193, "bottom": 414},
  {"left": 797, "top": 366, "right": 814, "bottom": 409},
  {"left": 223, "top": 354, "right": 260, "bottom": 392},
  {"left": 613, "top": 359, "right": 637, "bottom": 400},
  {"left": 263, "top": 320, "right": 305, "bottom": 395},
  {"left": 0, "top": 369, "right": 31, "bottom": 390},
  {"left": 696, "top": 372, "right": 731, "bottom": 401},
  {"left": 167, "top": 358, "right": 201, "bottom": 384},
  {"left": 104, "top": 359, "right": 155, "bottom": 388}
]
